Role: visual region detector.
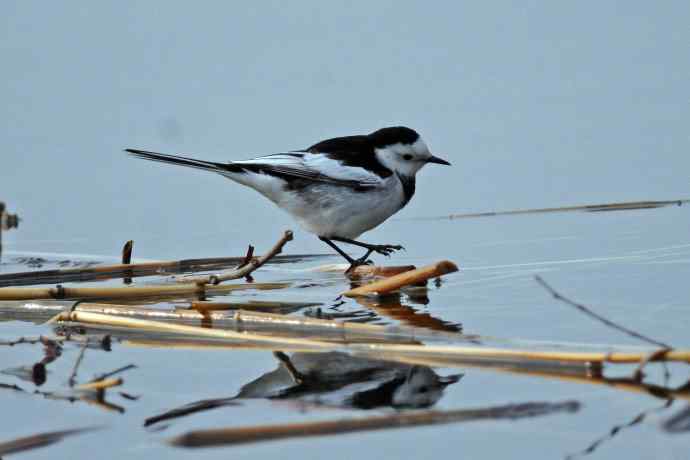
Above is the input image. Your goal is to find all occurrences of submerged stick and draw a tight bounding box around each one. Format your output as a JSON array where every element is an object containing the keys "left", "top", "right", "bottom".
[
  {"left": 68, "top": 341, "right": 89, "bottom": 387},
  {"left": 169, "top": 400, "right": 580, "bottom": 447},
  {"left": 182, "top": 231, "right": 294, "bottom": 285},
  {"left": 535, "top": 276, "right": 671, "bottom": 349},
  {"left": 343, "top": 261, "right": 458, "bottom": 297}
]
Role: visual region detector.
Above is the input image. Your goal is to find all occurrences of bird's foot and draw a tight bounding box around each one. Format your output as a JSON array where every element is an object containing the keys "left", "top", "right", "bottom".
[{"left": 367, "top": 244, "right": 404, "bottom": 257}]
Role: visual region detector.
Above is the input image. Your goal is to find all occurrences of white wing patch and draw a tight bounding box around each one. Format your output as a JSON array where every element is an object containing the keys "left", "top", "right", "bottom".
[{"left": 230, "top": 152, "right": 383, "bottom": 188}]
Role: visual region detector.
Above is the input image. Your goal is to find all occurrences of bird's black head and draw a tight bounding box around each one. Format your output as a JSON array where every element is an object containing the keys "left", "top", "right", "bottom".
[
  {"left": 368, "top": 126, "right": 420, "bottom": 149},
  {"left": 369, "top": 126, "right": 450, "bottom": 177}
]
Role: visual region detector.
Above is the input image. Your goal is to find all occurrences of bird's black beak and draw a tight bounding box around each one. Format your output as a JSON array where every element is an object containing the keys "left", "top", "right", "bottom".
[
  {"left": 426, "top": 155, "right": 451, "bottom": 166},
  {"left": 438, "top": 373, "right": 463, "bottom": 386}
]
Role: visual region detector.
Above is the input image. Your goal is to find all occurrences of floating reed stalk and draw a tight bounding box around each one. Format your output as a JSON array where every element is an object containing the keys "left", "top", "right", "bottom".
[
  {"left": 0, "top": 282, "right": 287, "bottom": 301},
  {"left": 54, "top": 310, "right": 690, "bottom": 366},
  {"left": 0, "top": 253, "right": 323, "bottom": 288},
  {"left": 413, "top": 198, "right": 690, "bottom": 221},
  {"left": 343, "top": 261, "right": 458, "bottom": 297},
  {"left": 54, "top": 306, "right": 458, "bottom": 344},
  {"left": 358, "top": 344, "right": 690, "bottom": 365},
  {"left": 56, "top": 310, "right": 334, "bottom": 350},
  {"left": 169, "top": 400, "right": 580, "bottom": 447}
]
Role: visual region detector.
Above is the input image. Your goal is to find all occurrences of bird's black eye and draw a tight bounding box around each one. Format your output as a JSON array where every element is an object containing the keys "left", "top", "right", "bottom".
[{"left": 402, "top": 154, "right": 413, "bottom": 161}]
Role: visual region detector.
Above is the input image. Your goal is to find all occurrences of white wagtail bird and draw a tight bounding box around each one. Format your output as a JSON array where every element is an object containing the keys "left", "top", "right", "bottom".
[{"left": 125, "top": 126, "right": 450, "bottom": 272}]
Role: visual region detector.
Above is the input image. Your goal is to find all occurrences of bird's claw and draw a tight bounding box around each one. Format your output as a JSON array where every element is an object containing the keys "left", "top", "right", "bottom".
[{"left": 371, "top": 244, "right": 404, "bottom": 257}]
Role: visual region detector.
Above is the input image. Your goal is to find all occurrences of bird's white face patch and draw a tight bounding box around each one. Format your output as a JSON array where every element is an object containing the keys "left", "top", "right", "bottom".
[{"left": 374, "top": 137, "right": 432, "bottom": 177}]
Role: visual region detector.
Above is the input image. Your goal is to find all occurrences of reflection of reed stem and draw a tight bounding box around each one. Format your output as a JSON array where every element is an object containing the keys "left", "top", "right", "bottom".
[{"left": 169, "top": 400, "right": 580, "bottom": 448}]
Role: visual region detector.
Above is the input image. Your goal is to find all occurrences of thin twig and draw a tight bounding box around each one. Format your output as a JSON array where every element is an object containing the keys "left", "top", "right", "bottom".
[
  {"left": 407, "top": 198, "right": 690, "bottom": 221},
  {"left": 566, "top": 399, "right": 674, "bottom": 459},
  {"left": 237, "top": 245, "right": 255, "bottom": 270},
  {"left": 90, "top": 364, "right": 137, "bottom": 382},
  {"left": 122, "top": 240, "right": 133, "bottom": 285},
  {"left": 238, "top": 245, "right": 255, "bottom": 282},
  {"left": 535, "top": 276, "right": 671, "bottom": 349},
  {"left": 183, "top": 231, "right": 294, "bottom": 285},
  {"left": 68, "top": 341, "right": 89, "bottom": 387}
]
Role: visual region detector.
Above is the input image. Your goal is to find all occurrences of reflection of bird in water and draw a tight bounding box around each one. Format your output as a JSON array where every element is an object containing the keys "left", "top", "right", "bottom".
[
  {"left": 240, "top": 352, "right": 462, "bottom": 410},
  {"left": 144, "top": 352, "right": 462, "bottom": 427}
]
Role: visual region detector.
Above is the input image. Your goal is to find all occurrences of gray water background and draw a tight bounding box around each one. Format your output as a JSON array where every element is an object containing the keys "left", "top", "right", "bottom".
[{"left": 1, "top": 2, "right": 690, "bottom": 459}]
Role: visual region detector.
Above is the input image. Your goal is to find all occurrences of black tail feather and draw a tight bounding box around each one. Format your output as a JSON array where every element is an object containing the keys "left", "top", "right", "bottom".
[{"left": 124, "top": 149, "right": 226, "bottom": 173}]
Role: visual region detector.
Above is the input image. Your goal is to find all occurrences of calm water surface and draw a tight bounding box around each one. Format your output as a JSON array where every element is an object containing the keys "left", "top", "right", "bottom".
[{"left": 1, "top": 204, "right": 689, "bottom": 459}]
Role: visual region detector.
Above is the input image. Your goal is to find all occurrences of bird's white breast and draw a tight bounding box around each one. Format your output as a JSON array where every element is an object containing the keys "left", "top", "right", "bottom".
[{"left": 274, "top": 176, "right": 405, "bottom": 239}]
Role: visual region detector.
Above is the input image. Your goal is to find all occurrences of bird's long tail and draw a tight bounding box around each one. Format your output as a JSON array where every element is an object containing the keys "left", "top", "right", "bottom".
[{"left": 124, "top": 149, "right": 227, "bottom": 173}]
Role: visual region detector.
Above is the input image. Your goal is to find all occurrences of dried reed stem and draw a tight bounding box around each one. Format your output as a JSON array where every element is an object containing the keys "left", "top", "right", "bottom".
[
  {"left": 535, "top": 276, "right": 671, "bottom": 349},
  {"left": 415, "top": 199, "right": 690, "bottom": 221},
  {"left": 182, "top": 231, "right": 293, "bottom": 285},
  {"left": 343, "top": 261, "right": 458, "bottom": 297},
  {"left": 0, "top": 281, "right": 287, "bottom": 301},
  {"left": 56, "top": 310, "right": 334, "bottom": 350},
  {"left": 55, "top": 310, "right": 690, "bottom": 365}
]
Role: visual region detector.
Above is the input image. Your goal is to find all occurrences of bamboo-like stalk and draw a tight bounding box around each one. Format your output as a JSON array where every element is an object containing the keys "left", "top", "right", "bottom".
[
  {"left": 0, "top": 281, "right": 288, "bottom": 301},
  {"left": 355, "top": 344, "right": 690, "bottom": 365},
  {"left": 343, "top": 261, "right": 458, "bottom": 297},
  {"left": 181, "top": 231, "right": 293, "bottom": 284},
  {"left": 65, "top": 303, "right": 465, "bottom": 343},
  {"left": 168, "top": 400, "right": 579, "bottom": 447},
  {"left": 54, "top": 306, "right": 454, "bottom": 344},
  {"left": 54, "top": 309, "right": 690, "bottom": 365},
  {"left": 56, "top": 310, "right": 335, "bottom": 350}
]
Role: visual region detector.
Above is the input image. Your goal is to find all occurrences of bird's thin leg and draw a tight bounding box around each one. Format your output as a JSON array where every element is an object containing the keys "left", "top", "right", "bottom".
[
  {"left": 329, "top": 236, "right": 404, "bottom": 257},
  {"left": 319, "top": 237, "right": 356, "bottom": 264},
  {"left": 319, "top": 237, "right": 372, "bottom": 273}
]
